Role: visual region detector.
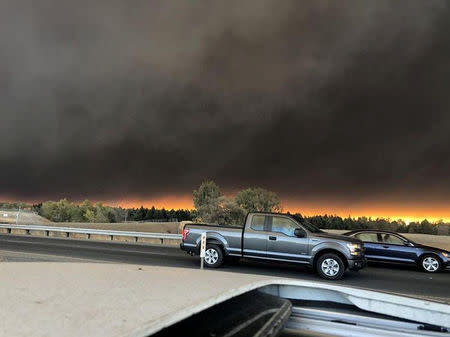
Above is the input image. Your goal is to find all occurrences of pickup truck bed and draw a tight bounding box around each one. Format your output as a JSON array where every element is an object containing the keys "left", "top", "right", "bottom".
[{"left": 181, "top": 223, "right": 244, "bottom": 256}]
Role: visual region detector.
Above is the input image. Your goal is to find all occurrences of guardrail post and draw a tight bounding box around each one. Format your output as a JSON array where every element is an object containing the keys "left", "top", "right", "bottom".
[
  {"left": 110, "top": 235, "right": 113, "bottom": 241},
  {"left": 7, "top": 228, "right": 11, "bottom": 234},
  {"left": 66, "top": 232, "right": 70, "bottom": 238},
  {"left": 45, "top": 231, "right": 49, "bottom": 237},
  {"left": 87, "top": 234, "right": 90, "bottom": 240},
  {"left": 26, "top": 229, "right": 30, "bottom": 235}
]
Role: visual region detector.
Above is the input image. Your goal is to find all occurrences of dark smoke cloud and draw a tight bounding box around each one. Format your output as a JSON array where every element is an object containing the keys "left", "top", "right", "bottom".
[{"left": 1, "top": 1, "right": 450, "bottom": 204}]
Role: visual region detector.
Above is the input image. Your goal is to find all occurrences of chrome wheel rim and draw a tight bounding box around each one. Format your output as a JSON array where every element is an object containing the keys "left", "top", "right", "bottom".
[
  {"left": 204, "top": 248, "right": 219, "bottom": 265},
  {"left": 321, "top": 258, "right": 340, "bottom": 277},
  {"left": 422, "top": 257, "right": 439, "bottom": 272}
]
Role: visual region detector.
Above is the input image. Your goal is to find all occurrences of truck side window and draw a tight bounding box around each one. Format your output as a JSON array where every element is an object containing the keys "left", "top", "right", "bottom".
[
  {"left": 251, "top": 215, "right": 266, "bottom": 231},
  {"left": 271, "top": 216, "right": 297, "bottom": 237}
]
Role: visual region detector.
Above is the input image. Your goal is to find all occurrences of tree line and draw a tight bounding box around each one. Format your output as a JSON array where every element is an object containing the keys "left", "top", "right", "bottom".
[
  {"left": 290, "top": 213, "right": 448, "bottom": 235},
  {"left": 191, "top": 181, "right": 449, "bottom": 235},
  {"left": 31, "top": 200, "right": 193, "bottom": 223}
]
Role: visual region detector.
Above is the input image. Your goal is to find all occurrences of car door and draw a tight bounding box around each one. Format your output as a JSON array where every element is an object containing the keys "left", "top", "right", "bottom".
[
  {"left": 266, "top": 215, "right": 309, "bottom": 263},
  {"left": 353, "top": 232, "right": 383, "bottom": 261},
  {"left": 242, "top": 214, "right": 268, "bottom": 258},
  {"left": 377, "top": 232, "right": 417, "bottom": 264}
]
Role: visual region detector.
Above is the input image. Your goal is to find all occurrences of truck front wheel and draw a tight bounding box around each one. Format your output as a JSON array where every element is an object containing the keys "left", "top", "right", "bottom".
[
  {"left": 316, "top": 253, "right": 345, "bottom": 280},
  {"left": 204, "top": 244, "right": 224, "bottom": 268}
]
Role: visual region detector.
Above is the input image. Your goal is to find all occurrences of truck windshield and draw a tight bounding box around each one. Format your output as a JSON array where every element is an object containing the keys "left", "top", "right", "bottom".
[
  {"left": 290, "top": 215, "right": 323, "bottom": 233},
  {"left": 301, "top": 222, "right": 324, "bottom": 233}
]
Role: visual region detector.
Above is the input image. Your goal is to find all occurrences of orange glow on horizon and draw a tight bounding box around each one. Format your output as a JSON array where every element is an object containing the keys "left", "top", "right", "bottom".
[
  {"left": 110, "top": 195, "right": 450, "bottom": 224},
  {"left": 2, "top": 194, "right": 449, "bottom": 224},
  {"left": 109, "top": 195, "right": 194, "bottom": 210},
  {"left": 282, "top": 200, "right": 450, "bottom": 224}
]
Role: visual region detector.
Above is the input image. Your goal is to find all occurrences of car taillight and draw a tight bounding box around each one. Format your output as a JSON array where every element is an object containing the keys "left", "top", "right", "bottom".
[{"left": 182, "top": 228, "right": 190, "bottom": 241}]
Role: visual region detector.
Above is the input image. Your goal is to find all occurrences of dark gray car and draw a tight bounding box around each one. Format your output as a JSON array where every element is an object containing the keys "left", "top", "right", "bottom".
[
  {"left": 181, "top": 212, "right": 366, "bottom": 280},
  {"left": 344, "top": 230, "right": 450, "bottom": 272}
]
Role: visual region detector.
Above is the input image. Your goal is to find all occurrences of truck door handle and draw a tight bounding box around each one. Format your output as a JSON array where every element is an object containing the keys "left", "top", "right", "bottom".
[{"left": 269, "top": 236, "right": 277, "bottom": 241}]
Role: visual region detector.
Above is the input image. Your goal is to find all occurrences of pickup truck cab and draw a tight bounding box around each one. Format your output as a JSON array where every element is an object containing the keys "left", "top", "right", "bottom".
[{"left": 181, "top": 212, "right": 366, "bottom": 280}]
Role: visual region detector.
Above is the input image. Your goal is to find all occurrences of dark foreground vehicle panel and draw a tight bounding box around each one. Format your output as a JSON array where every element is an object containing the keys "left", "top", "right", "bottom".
[{"left": 153, "top": 290, "right": 292, "bottom": 337}]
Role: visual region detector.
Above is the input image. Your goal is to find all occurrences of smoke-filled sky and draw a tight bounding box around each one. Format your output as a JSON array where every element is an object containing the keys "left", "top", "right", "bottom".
[{"left": 1, "top": 1, "right": 450, "bottom": 220}]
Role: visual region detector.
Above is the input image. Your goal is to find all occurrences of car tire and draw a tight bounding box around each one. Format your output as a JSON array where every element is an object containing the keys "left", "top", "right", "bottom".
[
  {"left": 316, "top": 253, "right": 346, "bottom": 280},
  {"left": 203, "top": 244, "right": 224, "bottom": 268},
  {"left": 419, "top": 254, "right": 442, "bottom": 273}
]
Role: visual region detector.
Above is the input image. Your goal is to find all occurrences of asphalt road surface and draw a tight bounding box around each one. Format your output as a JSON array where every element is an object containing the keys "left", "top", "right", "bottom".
[{"left": 0, "top": 235, "right": 449, "bottom": 303}]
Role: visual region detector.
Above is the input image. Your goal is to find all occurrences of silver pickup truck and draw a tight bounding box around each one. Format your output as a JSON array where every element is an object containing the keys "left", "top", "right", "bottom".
[{"left": 181, "top": 212, "right": 366, "bottom": 280}]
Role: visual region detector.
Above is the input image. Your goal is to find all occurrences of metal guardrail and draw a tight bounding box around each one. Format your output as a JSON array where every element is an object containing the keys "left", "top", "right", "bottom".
[{"left": 0, "top": 224, "right": 182, "bottom": 243}]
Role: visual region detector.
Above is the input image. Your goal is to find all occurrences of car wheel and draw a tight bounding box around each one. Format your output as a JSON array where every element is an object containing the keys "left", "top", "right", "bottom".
[
  {"left": 316, "top": 253, "right": 345, "bottom": 280},
  {"left": 203, "top": 244, "right": 224, "bottom": 268},
  {"left": 420, "top": 255, "right": 442, "bottom": 273}
]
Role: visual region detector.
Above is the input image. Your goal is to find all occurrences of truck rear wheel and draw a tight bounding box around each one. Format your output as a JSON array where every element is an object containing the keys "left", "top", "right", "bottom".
[
  {"left": 204, "top": 244, "right": 224, "bottom": 268},
  {"left": 316, "top": 253, "right": 345, "bottom": 280}
]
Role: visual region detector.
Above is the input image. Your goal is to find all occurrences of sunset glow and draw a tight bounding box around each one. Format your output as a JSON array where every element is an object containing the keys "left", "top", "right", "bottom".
[{"left": 105, "top": 195, "right": 450, "bottom": 224}]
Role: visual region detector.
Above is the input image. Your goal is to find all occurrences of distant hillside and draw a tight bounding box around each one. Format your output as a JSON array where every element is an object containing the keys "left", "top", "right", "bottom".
[{"left": 0, "top": 211, "right": 53, "bottom": 226}]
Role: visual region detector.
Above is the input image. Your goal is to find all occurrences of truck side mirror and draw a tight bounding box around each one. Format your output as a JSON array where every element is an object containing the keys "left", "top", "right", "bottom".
[{"left": 294, "top": 228, "right": 306, "bottom": 238}]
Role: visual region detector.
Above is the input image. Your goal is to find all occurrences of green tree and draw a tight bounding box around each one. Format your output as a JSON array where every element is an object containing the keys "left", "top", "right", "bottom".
[
  {"left": 193, "top": 181, "right": 223, "bottom": 209},
  {"left": 235, "top": 187, "right": 282, "bottom": 213},
  {"left": 193, "top": 181, "right": 223, "bottom": 223},
  {"left": 193, "top": 182, "right": 281, "bottom": 226}
]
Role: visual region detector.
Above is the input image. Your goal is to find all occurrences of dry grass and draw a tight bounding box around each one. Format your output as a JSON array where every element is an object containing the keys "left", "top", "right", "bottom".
[{"left": 0, "top": 211, "right": 52, "bottom": 225}]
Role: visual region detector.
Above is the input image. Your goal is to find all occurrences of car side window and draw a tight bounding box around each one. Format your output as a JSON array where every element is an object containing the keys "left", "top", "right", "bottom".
[
  {"left": 355, "top": 233, "right": 379, "bottom": 243},
  {"left": 271, "top": 216, "right": 298, "bottom": 237},
  {"left": 380, "top": 233, "right": 404, "bottom": 245},
  {"left": 250, "top": 215, "right": 266, "bottom": 231}
]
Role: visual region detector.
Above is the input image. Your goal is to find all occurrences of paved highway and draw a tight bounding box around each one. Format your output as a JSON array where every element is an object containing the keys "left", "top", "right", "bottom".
[{"left": 0, "top": 234, "right": 449, "bottom": 303}]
